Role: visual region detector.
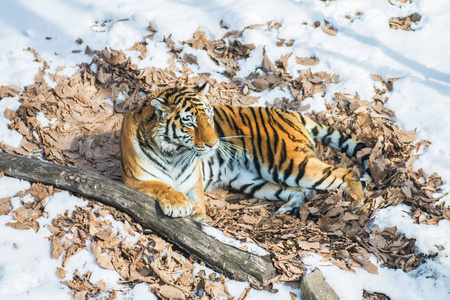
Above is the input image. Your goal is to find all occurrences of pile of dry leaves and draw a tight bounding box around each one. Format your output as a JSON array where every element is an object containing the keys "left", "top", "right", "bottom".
[
  {"left": 0, "top": 178, "right": 233, "bottom": 299},
  {"left": 388, "top": 0, "right": 422, "bottom": 31},
  {"left": 0, "top": 21, "right": 448, "bottom": 299}
]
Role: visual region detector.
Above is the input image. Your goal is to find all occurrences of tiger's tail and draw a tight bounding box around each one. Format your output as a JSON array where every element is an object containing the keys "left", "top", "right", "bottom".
[{"left": 301, "top": 114, "right": 372, "bottom": 188}]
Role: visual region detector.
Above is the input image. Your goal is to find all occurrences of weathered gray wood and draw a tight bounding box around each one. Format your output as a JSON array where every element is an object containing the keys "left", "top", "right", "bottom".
[
  {"left": 0, "top": 152, "right": 276, "bottom": 285},
  {"left": 301, "top": 268, "right": 339, "bottom": 300}
]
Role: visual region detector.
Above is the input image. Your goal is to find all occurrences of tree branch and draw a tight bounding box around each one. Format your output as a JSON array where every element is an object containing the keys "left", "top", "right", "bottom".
[{"left": 0, "top": 152, "right": 276, "bottom": 285}]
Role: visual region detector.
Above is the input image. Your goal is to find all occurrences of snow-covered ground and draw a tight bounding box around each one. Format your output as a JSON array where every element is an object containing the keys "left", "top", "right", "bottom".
[{"left": 1, "top": 0, "right": 449, "bottom": 299}]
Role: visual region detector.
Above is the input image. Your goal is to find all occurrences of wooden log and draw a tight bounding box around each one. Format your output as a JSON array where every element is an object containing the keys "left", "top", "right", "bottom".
[
  {"left": 301, "top": 268, "right": 339, "bottom": 300},
  {"left": 0, "top": 152, "right": 276, "bottom": 285}
]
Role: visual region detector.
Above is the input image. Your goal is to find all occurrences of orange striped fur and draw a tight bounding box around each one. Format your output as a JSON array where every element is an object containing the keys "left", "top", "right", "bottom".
[{"left": 120, "top": 84, "right": 372, "bottom": 222}]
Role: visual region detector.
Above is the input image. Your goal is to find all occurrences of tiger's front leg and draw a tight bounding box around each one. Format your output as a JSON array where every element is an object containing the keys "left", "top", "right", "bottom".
[{"left": 126, "top": 180, "right": 193, "bottom": 218}]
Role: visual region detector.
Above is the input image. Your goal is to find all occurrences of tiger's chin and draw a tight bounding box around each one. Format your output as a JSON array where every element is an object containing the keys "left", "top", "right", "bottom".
[{"left": 194, "top": 149, "right": 216, "bottom": 159}]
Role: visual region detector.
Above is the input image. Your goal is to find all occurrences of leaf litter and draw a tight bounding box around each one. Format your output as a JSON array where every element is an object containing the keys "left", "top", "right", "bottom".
[{"left": 0, "top": 22, "right": 448, "bottom": 299}]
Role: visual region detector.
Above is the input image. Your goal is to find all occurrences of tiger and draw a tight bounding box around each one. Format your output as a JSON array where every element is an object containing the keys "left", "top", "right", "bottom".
[{"left": 120, "top": 83, "right": 372, "bottom": 223}]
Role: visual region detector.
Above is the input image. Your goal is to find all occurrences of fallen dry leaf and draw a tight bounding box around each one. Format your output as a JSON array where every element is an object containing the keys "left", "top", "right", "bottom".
[
  {"left": 0, "top": 198, "right": 11, "bottom": 215},
  {"left": 128, "top": 42, "right": 147, "bottom": 60},
  {"left": 352, "top": 256, "right": 378, "bottom": 274},
  {"left": 296, "top": 57, "right": 319, "bottom": 66},
  {"left": 262, "top": 47, "right": 277, "bottom": 73},
  {"left": 57, "top": 267, "right": 67, "bottom": 279},
  {"left": 183, "top": 53, "right": 198, "bottom": 65},
  {"left": 158, "top": 285, "right": 186, "bottom": 299},
  {"left": 389, "top": 13, "right": 421, "bottom": 31},
  {"left": 50, "top": 234, "right": 65, "bottom": 259},
  {"left": 322, "top": 21, "right": 338, "bottom": 36}
]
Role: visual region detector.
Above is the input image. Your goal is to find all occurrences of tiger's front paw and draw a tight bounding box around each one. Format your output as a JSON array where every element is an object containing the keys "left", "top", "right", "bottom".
[
  {"left": 276, "top": 193, "right": 306, "bottom": 216},
  {"left": 158, "top": 190, "right": 193, "bottom": 218},
  {"left": 276, "top": 198, "right": 303, "bottom": 216}
]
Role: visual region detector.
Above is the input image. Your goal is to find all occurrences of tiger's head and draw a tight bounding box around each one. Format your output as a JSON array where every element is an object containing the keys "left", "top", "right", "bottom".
[{"left": 150, "top": 83, "right": 219, "bottom": 157}]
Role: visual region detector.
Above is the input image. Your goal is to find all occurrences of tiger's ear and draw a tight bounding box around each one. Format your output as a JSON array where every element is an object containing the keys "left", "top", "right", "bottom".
[
  {"left": 150, "top": 98, "right": 169, "bottom": 119},
  {"left": 195, "top": 83, "right": 210, "bottom": 96}
]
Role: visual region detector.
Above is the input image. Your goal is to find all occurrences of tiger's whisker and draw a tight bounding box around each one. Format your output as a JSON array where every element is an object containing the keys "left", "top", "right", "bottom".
[
  {"left": 218, "top": 142, "right": 243, "bottom": 163},
  {"left": 221, "top": 141, "right": 246, "bottom": 153},
  {"left": 218, "top": 135, "right": 250, "bottom": 140},
  {"left": 218, "top": 145, "right": 239, "bottom": 163}
]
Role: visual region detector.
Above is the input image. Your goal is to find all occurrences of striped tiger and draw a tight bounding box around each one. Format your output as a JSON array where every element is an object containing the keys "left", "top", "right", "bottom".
[{"left": 120, "top": 84, "right": 372, "bottom": 223}]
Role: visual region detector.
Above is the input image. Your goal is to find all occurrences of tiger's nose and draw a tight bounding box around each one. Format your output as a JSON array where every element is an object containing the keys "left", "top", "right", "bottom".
[{"left": 205, "top": 140, "right": 218, "bottom": 148}]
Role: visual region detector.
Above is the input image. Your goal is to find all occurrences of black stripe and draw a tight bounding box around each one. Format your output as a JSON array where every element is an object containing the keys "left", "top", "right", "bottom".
[
  {"left": 272, "top": 167, "right": 280, "bottom": 184},
  {"left": 280, "top": 139, "right": 287, "bottom": 163},
  {"left": 295, "top": 157, "right": 308, "bottom": 184},
  {"left": 321, "top": 127, "right": 335, "bottom": 145},
  {"left": 216, "top": 149, "right": 225, "bottom": 166},
  {"left": 326, "top": 177, "right": 337, "bottom": 189},
  {"left": 258, "top": 107, "right": 274, "bottom": 171},
  {"left": 136, "top": 130, "right": 168, "bottom": 170},
  {"left": 165, "top": 119, "right": 171, "bottom": 138},
  {"left": 179, "top": 157, "right": 193, "bottom": 175},
  {"left": 299, "top": 113, "right": 307, "bottom": 125},
  {"left": 360, "top": 154, "right": 370, "bottom": 163},
  {"left": 146, "top": 113, "right": 156, "bottom": 125},
  {"left": 134, "top": 155, "right": 170, "bottom": 178},
  {"left": 249, "top": 182, "right": 267, "bottom": 196},
  {"left": 213, "top": 106, "right": 227, "bottom": 124},
  {"left": 228, "top": 174, "right": 239, "bottom": 185},
  {"left": 137, "top": 100, "right": 152, "bottom": 115},
  {"left": 160, "top": 88, "right": 180, "bottom": 102},
  {"left": 201, "top": 159, "right": 207, "bottom": 176},
  {"left": 338, "top": 134, "right": 350, "bottom": 148},
  {"left": 264, "top": 108, "right": 280, "bottom": 150},
  {"left": 120, "top": 159, "right": 136, "bottom": 180},
  {"left": 228, "top": 150, "right": 236, "bottom": 169},
  {"left": 172, "top": 123, "right": 178, "bottom": 139},
  {"left": 283, "top": 159, "right": 294, "bottom": 182},
  {"left": 341, "top": 170, "right": 353, "bottom": 182},
  {"left": 214, "top": 121, "right": 225, "bottom": 138},
  {"left": 204, "top": 160, "right": 214, "bottom": 190},
  {"left": 216, "top": 162, "right": 223, "bottom": 183},
  {"left": 243, "top": 112, "right": 262, "bottom": 177},
  {"left": 233, "top": 108, "right": 248, "bottom": 150},
  {"left": 238, "top": 107, "right": 249, "bottom": 127},
  {"left": 178, "top": 167, "right": 196, "bottom": 184},
  {"left": 239, "top": 183, "right": 253, "bottom": 193},
  {"left": 275, "top": 188, "right": 284, "bottom": 201},
  {"left": 352, "top": 142, "right": 367, "bottom": 157},
  {"left": 342, "top": 145, "right": 349, "bottom": 154},
  {"left": 274, "top": 110, "right": 312, "bottom": 146},
  {"left": 250, "top": 108, "right": 264, "bottom": 162},
  {"left": 312, "top": 167, "right": 332, "bottom": 188}
]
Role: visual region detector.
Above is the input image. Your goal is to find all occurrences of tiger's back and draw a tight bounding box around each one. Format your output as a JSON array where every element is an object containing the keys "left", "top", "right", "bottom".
[{"left": 203, "top": 105, "right": 370, "bottom": 213}]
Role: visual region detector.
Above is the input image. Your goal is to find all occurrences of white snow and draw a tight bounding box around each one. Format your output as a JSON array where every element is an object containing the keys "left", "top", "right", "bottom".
[
  {"left": 202, "top": 225, "right": 269, "bottom": 256},
  {"left": 1, "top": 0, "right": 450, "bottom": 299},
  {"left": 0, "top": 176, "right": 30, "bottom": 198},
  {"left": 36, "top": 112, "right": 58, "bottom": 127},
  {"left": 0, "top": 96, "right": 23, "bottom": 148}
]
